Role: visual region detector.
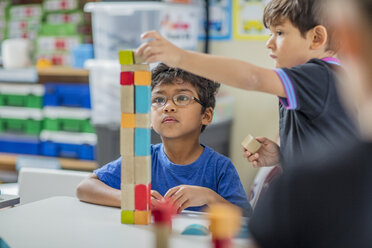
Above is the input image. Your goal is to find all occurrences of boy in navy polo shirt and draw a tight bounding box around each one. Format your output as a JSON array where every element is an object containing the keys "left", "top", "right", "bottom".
[
  {"left": 137, "top": 0, "right": 358, "bottom": 168},
  {"left": 77, "top": 63, "right": 251, "bottom": 214}
]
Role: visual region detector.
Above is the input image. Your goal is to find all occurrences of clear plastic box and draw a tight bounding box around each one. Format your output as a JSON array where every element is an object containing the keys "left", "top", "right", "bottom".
[{"left": 84, "top": 2, "right": 200, "bottom": 60}]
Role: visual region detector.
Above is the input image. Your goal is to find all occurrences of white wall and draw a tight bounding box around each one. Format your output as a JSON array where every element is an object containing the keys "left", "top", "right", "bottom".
[{"left": 200, "top": 40, "right": 279, "bottom": 192}]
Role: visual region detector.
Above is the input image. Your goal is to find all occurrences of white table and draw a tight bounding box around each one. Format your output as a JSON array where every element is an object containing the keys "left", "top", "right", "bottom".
[{"left": 0, "top": 196, "right": 250, "bottom": 248}]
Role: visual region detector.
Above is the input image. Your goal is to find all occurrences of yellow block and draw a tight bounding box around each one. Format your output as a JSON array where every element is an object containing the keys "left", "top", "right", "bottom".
[
  {"left": 118, "top": 50, "right": 134, "bottom": 65},
  {"left": 208, "top": 204, "right": 242, "bottom": 239},
  {"left": 121, "top": 113, "right": 135, "bottom": 128},
  {"left": 134, "top": 71, "right": 151, "bottom": 86},
  {"left": 134, "top": 210, "right": 151, "bottom": 225}
]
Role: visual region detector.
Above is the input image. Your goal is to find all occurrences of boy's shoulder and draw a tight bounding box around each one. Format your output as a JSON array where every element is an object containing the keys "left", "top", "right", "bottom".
[{"left": 202, "top": 145, "right": 233, "bottom": 166}]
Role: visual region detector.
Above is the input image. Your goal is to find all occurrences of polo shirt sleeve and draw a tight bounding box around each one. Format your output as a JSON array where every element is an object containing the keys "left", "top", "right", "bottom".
[
  {"left": 94, "top": 157, "right": 122, "bottom": 190},
  {"left": 216, "top": 159, "right": 252, "bottom": 216},
  {"left": 275, "top": 62, "right": 330, "bottom": 119}
]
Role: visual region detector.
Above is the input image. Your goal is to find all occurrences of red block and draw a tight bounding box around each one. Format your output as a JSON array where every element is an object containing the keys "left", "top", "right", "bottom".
[
  {"left": 120, "top": 71, "right": 134, "bottom": 85},
  {"left": 148, "top": 183, "right": 151, "bottom": 210},
  {"left": 135, "top": 184, "right": 147, "bottom": 210}
]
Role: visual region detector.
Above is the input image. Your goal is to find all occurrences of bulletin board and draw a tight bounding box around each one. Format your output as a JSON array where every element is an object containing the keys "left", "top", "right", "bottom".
[
  {"left": 199, "top": 0, "right": 232, "bottom": 41},
  {"left": 233, "top": 0, "right": 270, "bottom": 40}
]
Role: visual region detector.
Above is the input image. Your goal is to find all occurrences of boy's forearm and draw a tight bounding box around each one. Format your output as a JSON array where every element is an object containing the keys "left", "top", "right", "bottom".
[
  {"left": 76, "top": 178, "right": 121, "bottom": 208},
  {"left": 180, "top": 50, "right": 280, "bottom": 94},
  {"left": 206, "top": 188, "right": 234, "bottom": 206}
]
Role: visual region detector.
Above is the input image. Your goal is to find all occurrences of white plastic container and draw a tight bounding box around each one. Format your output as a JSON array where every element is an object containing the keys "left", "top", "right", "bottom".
[{"left": 84, "top": 2, "right": 200, "bottom": 60}]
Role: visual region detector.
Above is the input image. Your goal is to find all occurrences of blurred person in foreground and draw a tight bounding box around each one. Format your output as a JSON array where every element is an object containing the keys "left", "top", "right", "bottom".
[{"left": 248, "top": 0, "right": 372, "bottom": 247}]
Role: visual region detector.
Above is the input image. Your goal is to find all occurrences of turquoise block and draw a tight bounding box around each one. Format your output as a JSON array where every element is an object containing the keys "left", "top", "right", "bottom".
[
  {"left": 181, "top": 224, "right": 209, "bottom": 236},
  {"left": 135, "top": 128, "right": 151, "bottom": 156},
  {"left": 135, "top": 86, "right": 151, "bottom": 114}
]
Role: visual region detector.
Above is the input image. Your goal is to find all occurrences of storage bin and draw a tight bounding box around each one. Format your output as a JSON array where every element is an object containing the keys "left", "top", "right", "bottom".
[
  {"left": 40, "top": 130, "right": 96, "bottom": 160},
  {"left": 0, "top": 83, "right": 44, "bottom": 108},
  {"left": 0, "top": 107, "right": 43, "bottom": 135},
  {"left": 43, "top": 106, "right": 94, "bottom": 133},
  {"left": 44, "top": 83, "right": 91, "bottom": 108},
  {"left": 84, "top": 2, "right": 200, "bottom": 60},
  {"left": 0, "top": 134, "right": 40, "bottom": 155}
]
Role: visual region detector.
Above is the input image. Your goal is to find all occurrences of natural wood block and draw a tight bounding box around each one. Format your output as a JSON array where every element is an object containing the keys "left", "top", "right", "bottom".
[
  {"left": 121, "top": 210, "right": 134, "bottom": 224},
  {"left": 121, "top": 113, "right": 135, "bottom": 128},
  {"left": 121, "top": 183, "right": 135, "bottom": 210},
  {"left": 121, "top": 64, "right": 150, "bottom": 72},
  {"left": 120, "top": 128, "right": 134, "bottom": 156},
  {"left": 135, "top": 113, "right": 151, "bottom": 128},
  {"left": 120, "top": 71, "right": 134, "bottom": 85},
  {"left": 241, "top": 134, "right": 261, "bottom": 154},
  {"left": 135, "top": 128, "right": 151, "bottom": 156},
  {"left": 121, "top": 85, "right": 134, "bottom": 113},
  {"left": 135, "top": 184, "right": 148, "bottom": 211},
  {"left": 121, "top": 156, "right": 135, "bottom": 185},
  {"left": 133, "top": 52, "right": 145, "bottom": 64},
  {"left": 135, "top": 86, "right": 151, "bottom": 114},
  {"left": 134, "top": 210, "right": 150, "bottom": 225},
  {"left": 154, "top": 225, "right": 169, "bottom": 248},
  {"left": 118, "top": 50, "right": 134, "bottom": 65},
  {"left": 135, "top": 156, "right": 151, "bottom": 185},
  {"left": 134, "top": 71, "right": 151, "bottom": 86}
]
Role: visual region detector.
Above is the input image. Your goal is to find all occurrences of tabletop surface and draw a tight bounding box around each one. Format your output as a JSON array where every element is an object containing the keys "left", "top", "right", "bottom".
[{"left": 0, "top": 196, "right": 249, "bottom": 248}]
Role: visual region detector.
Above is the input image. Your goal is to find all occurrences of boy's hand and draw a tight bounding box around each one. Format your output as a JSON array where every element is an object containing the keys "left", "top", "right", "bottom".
[
  {"left": 243, "top": 137, "right": 280, "bottom": 167},
  {"left": 151, "top": 190, "right": 164, "bottom": 208},
  {"left": 137, "top": 30, "right": 185, "bottom": 67},
  {"left": 164, "top": 185, "right": 217, "bottom": 213}
]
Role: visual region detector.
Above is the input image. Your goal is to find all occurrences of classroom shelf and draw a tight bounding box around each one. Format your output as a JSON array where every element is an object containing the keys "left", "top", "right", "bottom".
[
  {"left": 0, "top": 153, "right": 97, "bottom": 171},
  {"left": 37, "top": 66, "right": 89, "bottom": 84}
]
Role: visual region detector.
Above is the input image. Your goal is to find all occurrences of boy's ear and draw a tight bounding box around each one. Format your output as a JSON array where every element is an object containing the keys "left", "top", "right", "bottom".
[
  {"left": 201, "top": 107, "right": 213, "bottom": 126},
  {"left": 310, "top": 25, "right": 328, "bottom": 50}
]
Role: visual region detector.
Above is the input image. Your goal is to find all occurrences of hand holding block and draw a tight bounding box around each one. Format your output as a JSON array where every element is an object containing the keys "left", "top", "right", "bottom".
[
  {"left": 241, "top": 134, "right": 261, "bottom": 154},
  {"left": 134, "top": 51, "right": 145, "bottom": 64}
]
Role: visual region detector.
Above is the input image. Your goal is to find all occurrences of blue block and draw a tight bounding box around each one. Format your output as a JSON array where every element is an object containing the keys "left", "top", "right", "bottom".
[
  {"left": 135, "top": 86, "right": 151, "bottom": 113},
  {"left": 135, "top": 128, "right": 150, "bottom": 156},
  {"left": 181, "top": 224, "right": 209, "bottom": 236},
  {"left": 0, "top": 239, "right": 10, "bottom": 248}
]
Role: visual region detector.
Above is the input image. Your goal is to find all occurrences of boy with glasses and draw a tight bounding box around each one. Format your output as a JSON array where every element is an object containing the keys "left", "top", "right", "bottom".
[{"left": 77, "top": 63, "right": 251, "bottom": 214}]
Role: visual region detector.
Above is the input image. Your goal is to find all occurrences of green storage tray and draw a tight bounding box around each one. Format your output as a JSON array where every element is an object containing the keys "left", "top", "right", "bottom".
[
  {"left": 44, "top": 118, "right": 94, "bottom": 133},
  {"left": 0, "top": 117, "right": 42, "bottom": 135},
  {"left": 0, "top": 94, "right": 43, "bottom": 108}
]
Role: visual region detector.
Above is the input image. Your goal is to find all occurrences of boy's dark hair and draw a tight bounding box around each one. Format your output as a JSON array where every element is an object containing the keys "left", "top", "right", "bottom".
[
  {"left": 151, "top": 63, "right": 220, "bottom": 132},
  {"left": 263, "top": 0, "right": 336, "bottom": 51}
]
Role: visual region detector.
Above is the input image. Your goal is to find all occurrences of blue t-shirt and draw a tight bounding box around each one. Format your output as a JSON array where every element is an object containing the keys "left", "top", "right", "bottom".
[{"left": 94, "top": 143, "right": 251, "bottom": 214}]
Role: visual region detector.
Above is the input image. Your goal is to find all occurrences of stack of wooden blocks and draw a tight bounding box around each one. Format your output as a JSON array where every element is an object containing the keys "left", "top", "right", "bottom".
[{"left": 119, "top": 50, "right": 152, "bottom": 225}]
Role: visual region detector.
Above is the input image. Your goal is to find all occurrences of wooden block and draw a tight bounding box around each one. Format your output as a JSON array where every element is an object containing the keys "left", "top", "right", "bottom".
[
  {"left": 208, "top": 204, "right": 242, "bottom": 240},
  {"left": 121, "top": 210, "right": 134, "bottom": 224},
  {"left": 120, "top": 127, "right": 134, "bottom": 156},
  {"left": 121, "top": 113, "right": 135, "bottom": 128},
  {"left": 135, "top": 86, "right": 151, "bottom": 114},
  {"left": 135, "top": 113, "right": 151, "bottom": 128},
  {"left": 134, "top": 210, "right": 150, "bottom": 225},
  {"left": 135, "top": 184, "right": 148, "bottom": 211},
  {"left": 121, "top": 85, "right": 134, "bottom": 113},
  {"left": 118, "top": 50, "right": 134, "bottom": 65},
  {"left": 154, "top": 224, "right": 169, "bottom": 248},
  {"left": 135, "top": 128, "right": 151, "bottom": 156},
  {"left": 121, "top": 183, "right": 135, "bottom": 210},
  {"left": 120, "top": 71, "right": 134, "bottom": 85},
  {"left": 121, "top": 156, "right": 135, "bottom": 185},
  {"left": 135, "top": 156, "right": 151, "bottom": 185},
  {"left": 133, "top": 51, "right": 145, "bottom": 64},
  {"left": 134, "top": 71, "right": 151, "bottom": 86},
  {"left": 241, "top": 134, "right": 261, "bottom": 154},
  {"left": 121, "top": 64, "right": 150, "bottom": 72}
]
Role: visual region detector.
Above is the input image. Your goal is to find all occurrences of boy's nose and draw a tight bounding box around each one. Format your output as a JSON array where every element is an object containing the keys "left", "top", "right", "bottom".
[
  {"left": 163, "top": 101, "right": 176, "bottom": 112},
  {"left": 265, "top": 37, "right": 275, "bottom": 50}
]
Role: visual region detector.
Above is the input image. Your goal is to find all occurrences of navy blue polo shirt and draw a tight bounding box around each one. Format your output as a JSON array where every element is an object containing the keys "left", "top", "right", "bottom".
[{"left": 275, "top": 57, "right": 358, "bottom": 167}]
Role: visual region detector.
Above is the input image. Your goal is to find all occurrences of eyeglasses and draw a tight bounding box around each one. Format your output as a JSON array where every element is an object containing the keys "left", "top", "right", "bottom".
[{"left": 151, "top": 93, "right": 205, "bottom": 107}]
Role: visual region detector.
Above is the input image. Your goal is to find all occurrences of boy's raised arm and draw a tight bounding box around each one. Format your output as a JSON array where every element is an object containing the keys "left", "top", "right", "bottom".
[
  {"left": 137, "top": 31, "right": 286, "bottom": 98},
  {"left": 76, "top": 173, "right": 121, "bottom": 207}
]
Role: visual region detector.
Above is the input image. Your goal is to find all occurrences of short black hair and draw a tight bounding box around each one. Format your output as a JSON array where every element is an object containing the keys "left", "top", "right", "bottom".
[{"left": 151, "top": 63, "right": 220, "bottom": 132}]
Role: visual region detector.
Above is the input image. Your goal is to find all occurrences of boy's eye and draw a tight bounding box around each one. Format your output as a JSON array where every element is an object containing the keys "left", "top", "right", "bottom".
[
  {"left": 276, "top": 31, "right": 283, "bottom": 36},
  {"left": 152, "top": 96, "right": 166, "bottom": 104},
  {"left": 174, "top": 94, "right": 191, "bottom": 105}
]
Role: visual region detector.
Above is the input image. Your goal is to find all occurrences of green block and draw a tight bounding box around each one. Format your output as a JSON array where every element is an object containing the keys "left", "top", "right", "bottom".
[
  {"left": 121, "top": 210, "right": 134, "bottom": 224},
  {"left": 119, "top": 50, "right": 134, "bottom": 65}
]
